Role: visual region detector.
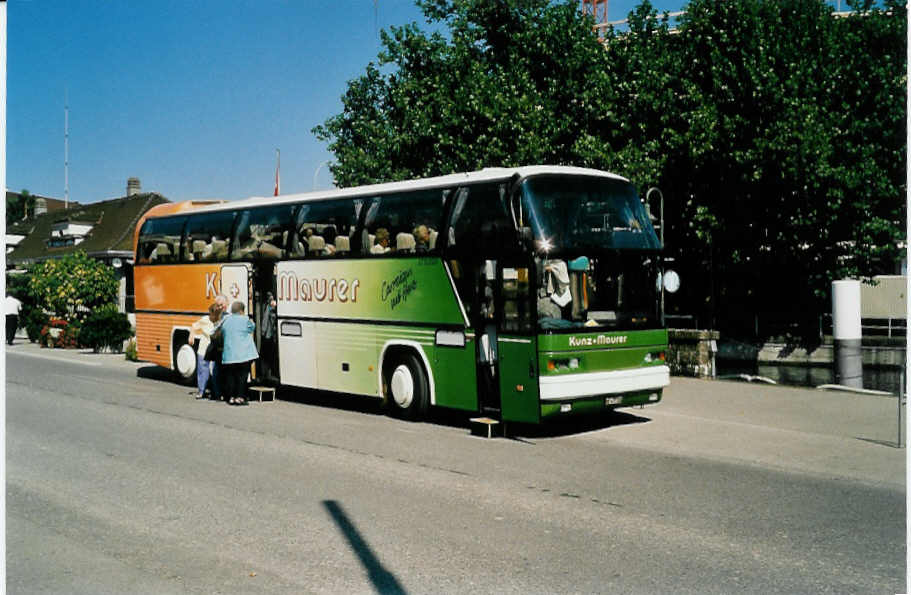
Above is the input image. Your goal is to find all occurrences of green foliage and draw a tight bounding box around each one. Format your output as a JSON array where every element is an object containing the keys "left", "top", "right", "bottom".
[
  {"left": 79, "top": 304, "right": 133, "bottom": 353},
  {"left": 28, "top": 252, "right": 118, "bottom": 321},
  {"left": 6, "top": 272, "right": 31, "bottom": 302},
  {"left": 6, "top": 189, "right": 35, "bottom": 221},
  {"left": 315, "top": 0, "right": 906, "bottom": 337},
  {"left": 314, "top": 0, "right": 613, "bottom": 186},
  {"left": 22, "top": 307, "right": 48, "bottom": 343},
  {"left": 124, "top": 337, "right": 139, "bottom": 361}
]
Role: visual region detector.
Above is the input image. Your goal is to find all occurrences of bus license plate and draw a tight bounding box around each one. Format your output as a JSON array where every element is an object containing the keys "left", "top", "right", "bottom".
[{"left": 605, "top": 396, "right": 623, "bottom": 406}]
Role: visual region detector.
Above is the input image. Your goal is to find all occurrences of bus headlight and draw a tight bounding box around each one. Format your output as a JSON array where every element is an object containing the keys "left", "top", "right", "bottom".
[{"left": 547, "top": 357, "right": 582, "bottom": 372}]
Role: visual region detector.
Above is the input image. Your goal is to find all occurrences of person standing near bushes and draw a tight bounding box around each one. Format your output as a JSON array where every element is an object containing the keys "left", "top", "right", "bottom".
[
  {"left": 221, "top": 300, "right": 258, "bottom": 406},
  {"left": 5, "top": 293, "right": 22, "bottom": 345},
  {"left": 189, "top": 303, "right": 221, "bottom": 399}
]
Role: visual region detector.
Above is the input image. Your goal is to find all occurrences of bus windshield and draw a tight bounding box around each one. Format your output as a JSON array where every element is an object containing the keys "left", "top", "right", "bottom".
[
  {"left": 519, "top": 175, "right": 660, "bottom": 252},
  {"left": 520, "top": 176, "right": 662, "bottom": 331},
  {"left": 534, "top": 254, "right": 661, "bottom": 331}
]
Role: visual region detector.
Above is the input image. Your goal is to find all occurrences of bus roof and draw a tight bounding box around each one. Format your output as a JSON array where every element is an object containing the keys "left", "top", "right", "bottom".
[{"left": 160, "top": 166, "right": 629, "bottom": 217}]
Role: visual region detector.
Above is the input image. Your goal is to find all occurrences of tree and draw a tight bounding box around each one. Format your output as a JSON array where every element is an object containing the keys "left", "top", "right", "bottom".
[
  {"left": 315, "top": 0, "right": 906, "bottom": 339},
  {"left": 6, "top": 189, "right": 35, "bottom": 221},
  {"left": 313, "top": 0, "right": 615, "bottom": 187},
  {"left": 28, "top": 252, "right": 119, "bottom": 321}
]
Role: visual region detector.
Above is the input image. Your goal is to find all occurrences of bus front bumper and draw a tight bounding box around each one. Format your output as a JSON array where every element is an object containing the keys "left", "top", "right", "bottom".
[
  {"left": 538, "top": 366, "right": 669, "bottom": 418},
  {"left": 539, "top": 366, "right": 670, "bottom": 401}
]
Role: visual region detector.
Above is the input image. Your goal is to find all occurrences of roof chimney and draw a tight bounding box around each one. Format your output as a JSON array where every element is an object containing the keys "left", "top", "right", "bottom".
[{"left": 127, "top": 177, "right": 141, "bottom": 197}]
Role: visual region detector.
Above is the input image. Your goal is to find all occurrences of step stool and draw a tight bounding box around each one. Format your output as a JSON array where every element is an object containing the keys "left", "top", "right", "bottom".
[
  {"left": 248, "top": 385, "right": 276, "bottom": 403},
  {"left": 469, "top": 417, "right": 501, "bottom": 439}
]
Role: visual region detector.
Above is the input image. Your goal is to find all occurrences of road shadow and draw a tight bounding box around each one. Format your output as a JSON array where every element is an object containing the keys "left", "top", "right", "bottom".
[
  {"left": 507, "top": 409, "right": 652, "bottom": 439},
  {"left": 136, "top": 364, "right": 178, "bottom": 384},
  {"left": 322, "top": 500, "right": 407, "bottom": 595},
  {"left": 278, "top": 386, "right": 386, "bottom": 417},
  {"left": 135, "top": 368, "right": 653, "bottom": 439},
  {"left": 250, "top": 385, "right": 654, "bottom": 439},
  {"left": 855, "top": 436, "right": 904, "bottom": 449}
]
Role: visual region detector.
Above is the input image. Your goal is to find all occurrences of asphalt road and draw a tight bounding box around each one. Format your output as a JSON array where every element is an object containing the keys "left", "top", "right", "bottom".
[{"left": 6, "top": 343, "right": 906, "bottom": 594}]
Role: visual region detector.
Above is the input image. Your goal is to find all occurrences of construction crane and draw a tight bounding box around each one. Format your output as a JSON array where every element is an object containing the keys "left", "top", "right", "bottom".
[{"left": 580, "top": 0, "right": 609, "bottom": 41}]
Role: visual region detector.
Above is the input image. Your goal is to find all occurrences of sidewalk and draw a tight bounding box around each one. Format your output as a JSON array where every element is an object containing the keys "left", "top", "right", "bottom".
[
  {"left": 4, "top": 332, "right": 140, "bottom": 369},
  {"left": 607, "top": 377, "right": 906, "bottom": 488}
]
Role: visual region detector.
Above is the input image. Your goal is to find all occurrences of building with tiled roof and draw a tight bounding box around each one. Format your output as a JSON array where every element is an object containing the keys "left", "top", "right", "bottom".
[{"left": 7, "top": 188, "right": 170, "bottom": 312}]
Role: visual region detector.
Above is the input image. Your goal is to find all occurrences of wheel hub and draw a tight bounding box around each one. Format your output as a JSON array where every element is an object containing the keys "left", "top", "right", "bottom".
[{"left": 390, "top": 364, "right": 414, "bottom": 408}]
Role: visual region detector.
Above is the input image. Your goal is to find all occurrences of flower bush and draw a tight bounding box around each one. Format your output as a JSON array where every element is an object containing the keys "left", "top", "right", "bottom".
[
  {"left": 40, "top": 317, "right": 80, "bottom": 349},
  {"left": 29, "top": 252, "right": 118, "bottom": 322}
]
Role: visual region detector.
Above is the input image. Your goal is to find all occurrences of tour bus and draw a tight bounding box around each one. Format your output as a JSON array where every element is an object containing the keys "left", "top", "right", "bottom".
[{"left": 133, "top": 166, "right": 670, "bottom": 423}]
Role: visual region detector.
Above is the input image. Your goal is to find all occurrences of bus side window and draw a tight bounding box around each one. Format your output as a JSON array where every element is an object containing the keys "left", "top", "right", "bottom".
[
  {"left": 294, "top": 199, "right": 362, "bottom": 258},
  {"left": 137, "top": 216, "right": 187, "bottom": 265},
  {"left": 231, "top": 205, "right": 295, "bottom": 261},
  {"left": 446, "top": 183, "right": 514, "bottom": 257},
  {"left": 363, "top": 190, "right": 446, "bottom": 257},
  {"left": 183, "top": 211, "right": 235, "bottom": 263}
]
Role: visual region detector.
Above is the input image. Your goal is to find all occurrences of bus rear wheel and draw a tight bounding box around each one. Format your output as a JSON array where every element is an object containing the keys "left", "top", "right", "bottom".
[
  {"left": 173, "top": 337, "right": 196, "bottom": 386},
  {"left": 384, "top": 352, "right": 429, "bottom": 420}
]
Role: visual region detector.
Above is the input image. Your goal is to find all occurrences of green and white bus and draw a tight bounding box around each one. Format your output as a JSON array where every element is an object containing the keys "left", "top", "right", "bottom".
[{"left": 134, "top": 166, "right": 669, "bottom": 423}]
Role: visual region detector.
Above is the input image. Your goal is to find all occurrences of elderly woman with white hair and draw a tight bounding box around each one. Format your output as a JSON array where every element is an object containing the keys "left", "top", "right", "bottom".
[{"left": 220, "top": 300, "right": 259, "bottom": 406}]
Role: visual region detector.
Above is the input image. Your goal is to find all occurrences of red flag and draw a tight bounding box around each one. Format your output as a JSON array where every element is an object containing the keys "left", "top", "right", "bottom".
[{"left": 273, "top": 149, "right": 280, "bottom": 196}]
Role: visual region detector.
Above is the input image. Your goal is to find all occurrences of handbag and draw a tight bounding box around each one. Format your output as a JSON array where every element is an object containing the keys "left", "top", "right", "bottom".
[{"left": 204, "top": 328, "right": 223, "bottom": 361}]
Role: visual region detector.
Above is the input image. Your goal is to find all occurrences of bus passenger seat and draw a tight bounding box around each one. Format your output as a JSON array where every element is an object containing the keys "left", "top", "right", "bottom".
[
  {"left": 155, "top": 242, "right": 171, "bottom": 261},
  {"left": 429, "top": 229, "right": 438, "bottom": 249},
  {"left": 211, "top": 239, "right": 227, "bottom": 260},
  {"left": 396, "top": 232, "right": 416, "bottom": 253},
  {"left": 334, "top": 236, "right": 350, "bottom": 253},
  {"left": 308, "top": 236, "right": 326, "bottom": 254}
]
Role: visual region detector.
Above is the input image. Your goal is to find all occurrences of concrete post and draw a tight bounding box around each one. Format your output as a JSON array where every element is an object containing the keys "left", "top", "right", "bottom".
[{"left": 832, "top": 279, "right": 863, "bottom": 388}]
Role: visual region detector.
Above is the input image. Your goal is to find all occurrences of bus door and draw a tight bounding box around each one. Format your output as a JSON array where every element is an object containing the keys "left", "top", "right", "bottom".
[
  {"left": 220, "top": 263, "right": 255, "bottom": 376},
  {"left": 251, "top": 263, "right": 278, "bottom": 384},
  {"left": 476, "top": 260, "right": 501, "bottom": 417},
  {"left": 220, "top": 264, "right": 250, "bottom": 310},
  {"left": 496, "top": 262, "right": 540, "bottom": 424}
]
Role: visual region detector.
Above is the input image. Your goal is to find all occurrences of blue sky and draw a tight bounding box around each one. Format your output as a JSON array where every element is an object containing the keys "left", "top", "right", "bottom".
[{"left": 7, "top": 0, "right": 834, "bottom": 203}]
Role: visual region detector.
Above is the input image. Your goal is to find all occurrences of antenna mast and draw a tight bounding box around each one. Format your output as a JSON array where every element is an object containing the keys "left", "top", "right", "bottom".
[{"left": 64, "top": 89, "right": 69, "bottom": 209}]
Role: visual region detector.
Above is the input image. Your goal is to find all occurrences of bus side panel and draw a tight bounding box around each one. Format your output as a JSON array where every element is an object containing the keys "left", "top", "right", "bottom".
[
  {"left": 277, "top": 320, "right": 317, "bottom": 388},
  {"left": 276, "top": 260, "right": 463, "bottom": 326},
  {"left": 426, "top": 336, "right": 479, "bottom": 411},
  {"left": 135, "top": 264, "right": 222, "bottom": 312},
  {"left": 315, "top": 322, "right": 384, "bottom": 396},
  {"left": 135, "top": 312, "right": 200, "bottom": 368}
]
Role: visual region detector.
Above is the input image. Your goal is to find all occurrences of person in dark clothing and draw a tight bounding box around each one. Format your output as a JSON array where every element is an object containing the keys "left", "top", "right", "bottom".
[
  {"left": 5, "top": 294, "right": 22, "bottom": 345},
  {"left": 260, "top": 292, "right": 278, "bottom": 383}
]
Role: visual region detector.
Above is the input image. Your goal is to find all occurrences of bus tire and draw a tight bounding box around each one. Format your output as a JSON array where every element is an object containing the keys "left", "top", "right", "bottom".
[
  {"left": 384, "top": 352, "right": 429, "bottom": 420},
  {"left": 173, "top": 335, "right": 196, "bottom": 386}
]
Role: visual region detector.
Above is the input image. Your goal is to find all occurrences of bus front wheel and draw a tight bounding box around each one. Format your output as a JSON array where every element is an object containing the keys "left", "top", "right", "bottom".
[{"left": 384, "top": 352, "right": 429, "bottom": 420}]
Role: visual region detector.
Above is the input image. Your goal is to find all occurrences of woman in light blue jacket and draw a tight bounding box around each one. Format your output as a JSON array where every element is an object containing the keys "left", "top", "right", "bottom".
[{"left": 221, "top": 301, "right": 259, "bottom": 406}]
